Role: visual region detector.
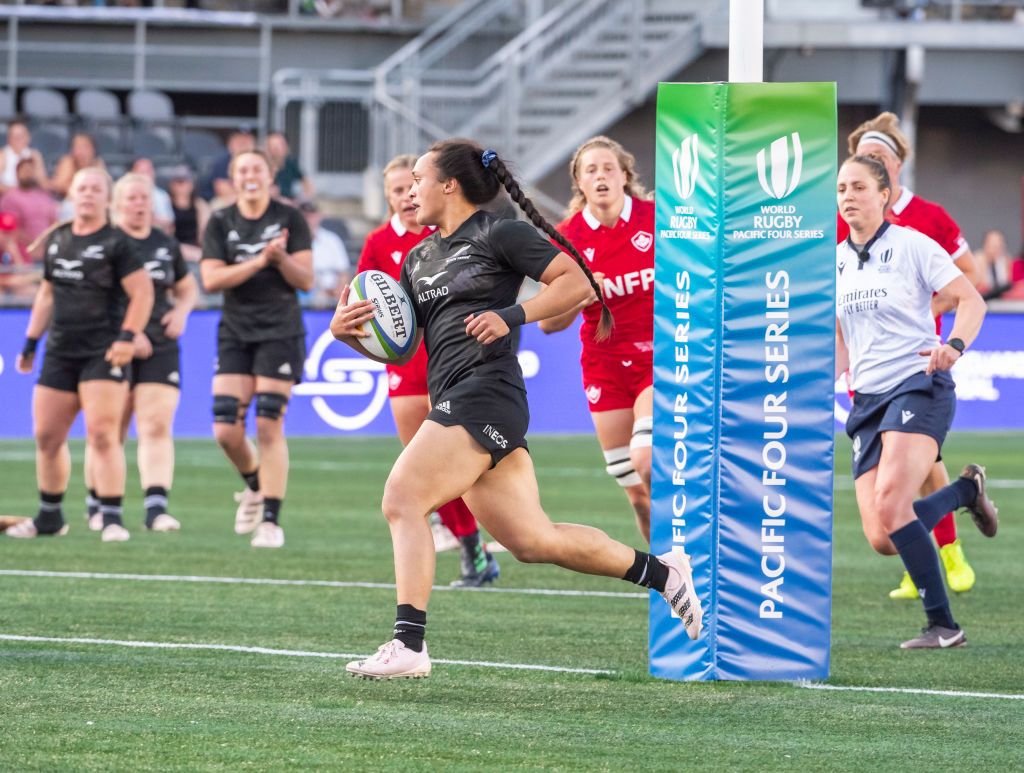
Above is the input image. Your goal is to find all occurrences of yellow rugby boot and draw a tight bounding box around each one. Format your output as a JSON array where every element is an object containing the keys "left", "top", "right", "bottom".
[
  {"left": 940, "top": 539, "right": 975, "bottom": 593},
  {"left": 889, "top": 571, "right": 919, "bottom": 600}
]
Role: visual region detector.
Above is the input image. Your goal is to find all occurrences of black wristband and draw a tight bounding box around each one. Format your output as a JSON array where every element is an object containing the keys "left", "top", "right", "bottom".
[
  {"left": 494, "top": 304, "right": 526, "bottom": 329},
  {"left": 116, "top": 329, "right": 135, "bottom": 343},
  {"left": 946, "top": 337, "right": 966, "bottom": 353},
  {"left": 22, "top": 336, "right": 38, "bottom": 357}
]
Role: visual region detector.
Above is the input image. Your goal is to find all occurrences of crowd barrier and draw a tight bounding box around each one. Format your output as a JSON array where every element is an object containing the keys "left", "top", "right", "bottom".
[{"left": 0, "top": 310, "right": 1020, "bottom": 438}]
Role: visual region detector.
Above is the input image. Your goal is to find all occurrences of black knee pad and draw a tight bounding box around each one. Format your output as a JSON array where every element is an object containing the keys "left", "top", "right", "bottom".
[
  {"left": 255, "top": 392, "right": 288, "bottom": 420},
  {"left": 213, "top": 394, "right": 241, "bottom": 424}
]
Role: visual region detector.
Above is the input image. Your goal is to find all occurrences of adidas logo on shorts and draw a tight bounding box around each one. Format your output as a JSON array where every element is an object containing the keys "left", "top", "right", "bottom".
[
  {"left": 435, "top": 400, "right": 451, "bottom": 414},
  {"left": 278, "top": 362, "right": 293, "bottom": 376},
  {"left": 109, "top": 366, "right": 123, "bottom": 377},
  {"left": 168, "top": 371, "right": 180, "bottom": 384}
]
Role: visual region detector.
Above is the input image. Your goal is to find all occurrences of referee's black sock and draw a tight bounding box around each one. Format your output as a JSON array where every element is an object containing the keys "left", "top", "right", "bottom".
[
  {"left": 394, "top": 604, "right": 426, "bottom": 652},
  {"left": 34, "top": 490, "right": 65, "bottom": 533},
  {"left": 262, "top": 497, "right": 282, "bottom": 525},
  {"left": 623, "top": 550, "right": 669, "bottom": 593},
  {"left": 99, "top": 496, "right": 124, "bottom": 529},
  {"left": 144, "top": 486, "right": 169, "bottom": 528},
  {"left": 913, "top": 477, "right": 976, "bottom": 532},
  {"left": 241, "top": 468, "right": 260, "bottom": 493},
  {"left": 890, "top": 520, "right": 956, "bottom": 629}
]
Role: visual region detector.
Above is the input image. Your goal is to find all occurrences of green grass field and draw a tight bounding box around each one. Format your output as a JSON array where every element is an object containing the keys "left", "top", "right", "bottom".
[{"left": 1, "top": 432, "right": 1022, "bottom": 772}]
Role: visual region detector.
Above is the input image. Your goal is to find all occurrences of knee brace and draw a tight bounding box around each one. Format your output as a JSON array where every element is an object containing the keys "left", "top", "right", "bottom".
[
  {"left": 212, "top": 394, "right": 241, "bottom": 425},
  {"left": 604, "top": 446, "right": 642, "bottom": 487},
  {"left": 255, "top": 392, "right": 289, "bottom": 420},
  {"left": 629, "top": 415, "right": 653, "bottom": 450}
]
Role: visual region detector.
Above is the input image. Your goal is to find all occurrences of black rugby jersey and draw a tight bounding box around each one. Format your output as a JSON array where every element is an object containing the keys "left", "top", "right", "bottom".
[
  {"left": 126, "top": 229, "right": 189, "bottom": 352},
  {"left": 202, "top": 199, "right": 312, "bottom": 342},
  {"left": 43, "top": 222, "right": 145, "bottom": 357},
  {"left": 400, "top": 210, "right": 559, "bottom": 400}
]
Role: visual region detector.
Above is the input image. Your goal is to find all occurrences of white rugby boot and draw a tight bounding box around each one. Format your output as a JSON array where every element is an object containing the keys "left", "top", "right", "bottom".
[
  {"left": 233, "top": 489, "right": 263, "bottom": 534},
  {"left": 657, "top": 549, "right": 704, "bottom": 640},
  {"left": 347, "top": 639, "right": 431, "bottom": 680}
]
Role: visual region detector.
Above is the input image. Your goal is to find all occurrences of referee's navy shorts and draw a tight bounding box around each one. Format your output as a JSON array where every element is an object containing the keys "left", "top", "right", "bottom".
[
  {"left": 426, "top": 373, "right": 529, "bottom": 468},
  {"left": 846, "top": 369, "right": 956, "bottom": 479}
]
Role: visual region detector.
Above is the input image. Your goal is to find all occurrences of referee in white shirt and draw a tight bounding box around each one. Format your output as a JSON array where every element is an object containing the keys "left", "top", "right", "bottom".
[{"left": 835, "top": 155, "right": 998, "bottom": 650}]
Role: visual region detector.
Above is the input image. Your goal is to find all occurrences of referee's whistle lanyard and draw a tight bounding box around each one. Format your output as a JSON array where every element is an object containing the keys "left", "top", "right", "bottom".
[{"left": 849, "top": 221, "right": 891, "bottom": 270}]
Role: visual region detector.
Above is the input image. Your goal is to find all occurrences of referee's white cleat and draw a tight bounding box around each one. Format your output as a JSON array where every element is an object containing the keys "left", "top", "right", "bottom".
[
  {"left": 657, "top": 549, "right": 703, "bottom": 640},
  {"left": 347, "top": 639, "right": 431, "bottom": 680},
  {"left": 960, "top": 464, "right": 998, "bottom": 538},
  {"left": 233, "top": 489, "right": 264, "bottom": 534},
  {"left": 251, "top": 521, "right": 284, "bottom": 548}
]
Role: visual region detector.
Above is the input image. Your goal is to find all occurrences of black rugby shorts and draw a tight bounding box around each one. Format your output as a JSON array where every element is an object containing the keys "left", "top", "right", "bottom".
[
  {"left": 131, "top": 345, "right": 182, "bottom": 389},
  {"left": 427, "top": 374, "right": 530, "bottom": 467},
  {"left": 216, "top": 334, "right": 306, "bottom": 383},
  {"left": 38, "top": 351, "right": 130, "bottom": 392}
]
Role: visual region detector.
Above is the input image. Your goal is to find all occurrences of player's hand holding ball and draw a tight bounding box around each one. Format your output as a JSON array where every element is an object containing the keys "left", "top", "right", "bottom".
[{"left": 330, "top": 283, "right": 376, "bottom": 341}]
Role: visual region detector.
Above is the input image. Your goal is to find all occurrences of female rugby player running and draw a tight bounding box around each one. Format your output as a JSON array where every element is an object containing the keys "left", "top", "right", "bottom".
[
  {"left": 10, "top": 167, "right": 153, "bottom": 542},
  {"left": 835, "top": 155, "right": 996, "bottom": 649},
  {"left": 358, "top": 153, "right": 498, "bottom": 586},
  {"left": 201, "top": 148, "right": 313, "bottom": 548},
  {"left": 541, "top": 136, "right": 656, "bottom": 541},
  {"left": 83, "top": 173, "right": 198, "bottom": 533},
  {"left": 331, "top": 139, "right": 702, "bottom": 679}
]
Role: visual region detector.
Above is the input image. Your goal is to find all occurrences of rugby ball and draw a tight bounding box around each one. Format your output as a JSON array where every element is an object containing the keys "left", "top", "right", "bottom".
[{"left": 349, "top": 269, "right": 417, "bottom": 360}]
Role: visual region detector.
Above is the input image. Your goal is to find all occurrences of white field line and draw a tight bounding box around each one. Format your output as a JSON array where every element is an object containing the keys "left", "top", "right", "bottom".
[
  {"left": 0, "top": 569, "right": 647, "bottom": 599},
  {"left": 796, "top": 681, "right": 1024, "bottom": 701},
  {"left": 3, "top": 633, "right": 1022, "bottom": 698},
  {"left": 0, "top": 633, "right": 615, "bottom": 675}
]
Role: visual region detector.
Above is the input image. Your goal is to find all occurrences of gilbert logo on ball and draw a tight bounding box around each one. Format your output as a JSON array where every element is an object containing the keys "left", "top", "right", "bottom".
[{"left": 349, "top": 270, "right": 417, "bottom": 360}]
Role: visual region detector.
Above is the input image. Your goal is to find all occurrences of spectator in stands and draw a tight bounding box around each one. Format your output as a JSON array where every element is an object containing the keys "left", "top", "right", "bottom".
[
  {"left": 298, "top": 199, "right": 350, "bottom": 307},
  {"left": 50, "top": 133, "right": 105, "bottom": 200},
  {"left": 167, "top": 164, "right": 209, "bottom": 263},
  {"left": 266, "top": 132, "right": 313, "bottom": 203},
  {"left": 0, "top": 211, "right": 36, "bottom": 299},
  {"left": 0, "top": 120, "right": 48, "bottom": 196},
  {"left": 202, "top": 128, "right": 256, "bottom": 205},
  {"left": 976, "top": 229, "right": 1024, "bottom": 300},
  {"left": 130, "top": 158, "right": 175, "bottom": 235},
  {"left": 0, "top": 157, "right": 58, "bottom": 263}
]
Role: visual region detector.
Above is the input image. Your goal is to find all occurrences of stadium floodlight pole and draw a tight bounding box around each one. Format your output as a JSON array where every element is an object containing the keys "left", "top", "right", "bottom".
[{"left": 728, "top": 0, "right": 764, "bottom": 83}]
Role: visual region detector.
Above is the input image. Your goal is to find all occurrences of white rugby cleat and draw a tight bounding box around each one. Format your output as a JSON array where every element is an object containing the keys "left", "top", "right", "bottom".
[
  {"left": 233, "top": 489, "right": 264, "bottom": 534},
  {"left": 149, "top": 513, "right": 181, "bottom": 532},
  {"left": 251, "top": 521, "right": 284, "bottom": 548},
  {"left": 101, "top": 523, "right": 131, "bottom": 542},
  {"left": 347, "top": 639, "right": 431, "bottom": 680},
  {"left": 657, "top": 549, "right": 703, "bottom": 640}
]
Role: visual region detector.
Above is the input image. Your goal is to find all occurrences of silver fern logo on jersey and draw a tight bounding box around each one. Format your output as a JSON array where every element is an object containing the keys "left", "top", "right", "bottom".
[
  {"left": 757, "top": 132, "right": 803, "bottom": 199},
  {"left": 672, "top": 134, "right": 699, "bottom": 200}
]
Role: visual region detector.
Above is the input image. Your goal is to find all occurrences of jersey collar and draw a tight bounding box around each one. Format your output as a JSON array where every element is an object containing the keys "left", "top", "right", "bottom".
[
  {"left": 582, "top": 194, "right": 633, "bottom": 230},
  {"left": 891, "top": 188, "right": 913, "bottom": 216},
  {"left": 390, "top": 212, "right": 435, "bottom": 237}
]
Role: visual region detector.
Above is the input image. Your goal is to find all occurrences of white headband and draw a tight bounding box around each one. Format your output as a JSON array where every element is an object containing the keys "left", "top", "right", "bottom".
[{"left": 857, "top": 131, "right": 901, "bottom": 157}]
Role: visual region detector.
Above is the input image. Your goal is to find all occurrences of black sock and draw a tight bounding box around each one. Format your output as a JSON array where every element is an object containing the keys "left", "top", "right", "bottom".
[
  {"left": 99, "top": 496, "right": 124, "bottom": 529},
  {"left": 86, "top": 488, "right": 99, "bottom": 517},
  {"left": 242, "top": 468, "right": 260, "bottom": 493},
  {"left": 394, "top": 604, "right": 426, "bottom": 652},
  {"left": 262, "top": 497, "right": 282, "bottom": 525},
  {"left": 35, "top": 490, "right": 65, "bottom": 533},
  {"left": 459, "top": 530, "right": 487, "bottom": 574},
  {"left": 623, "top": 550, "right": 670, "bottom": 593},
  {"left": 890, "top": 520, "right": 956, "bottom": 629},
  {"left": 913, "top": 477, "right": 977, "bottom": 532},
  {"left": 144, "top": 486, "right": 169, "bottom": 528}
]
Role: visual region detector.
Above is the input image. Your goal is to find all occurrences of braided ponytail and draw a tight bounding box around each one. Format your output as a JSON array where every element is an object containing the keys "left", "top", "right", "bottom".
[{"left": 486, "top": 154, "right": 613, "bottom": 341}]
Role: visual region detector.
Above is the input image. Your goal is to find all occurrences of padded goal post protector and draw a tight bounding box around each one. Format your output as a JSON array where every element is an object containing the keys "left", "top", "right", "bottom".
[{"left": 651, "top": 82, "right": 837, "bottom": 681}]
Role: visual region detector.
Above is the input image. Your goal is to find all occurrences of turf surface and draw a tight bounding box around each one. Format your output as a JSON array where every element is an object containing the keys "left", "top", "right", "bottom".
[{"left": 1, "top": 433, "right": 1021, "bottom": 771}]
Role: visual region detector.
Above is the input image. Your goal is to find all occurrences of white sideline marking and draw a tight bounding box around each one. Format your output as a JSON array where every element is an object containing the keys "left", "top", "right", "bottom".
[
  {"left": 0, "top": 569, "right": 647, "bottom": 599},
  {"left": 796, "top": 681, "right": 1024, "bottom": 701},
  {"left": 0, "top": 634, "right": 614, "bottom": 675}
]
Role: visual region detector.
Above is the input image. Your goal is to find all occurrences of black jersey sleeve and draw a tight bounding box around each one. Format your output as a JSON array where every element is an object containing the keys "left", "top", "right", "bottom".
[
  {"left": 111, "top": 230, "right": 146, "bottom": 280},
  {"left": 488, "top": 218, "right": 560, "bottom": 281},
  {"left": 170, "top": 237, "right": 189, "bottom": 282},
  {"left": 202, "top": 211, "right": 227, "bottom": 263},
  {"left": 285, "top": 206, "right": 312, "bottom": 254}
]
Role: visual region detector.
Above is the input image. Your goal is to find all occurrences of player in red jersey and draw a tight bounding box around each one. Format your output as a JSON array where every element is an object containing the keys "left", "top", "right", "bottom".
[
  {"left": 840, "top": 112, "right": 979, "bottom": 597},
  {"left": 540, "top": 136, "right": 656, "bottom": 541},
  {"left": 358, "top": 154, "right": 499, "bottom": 586}
]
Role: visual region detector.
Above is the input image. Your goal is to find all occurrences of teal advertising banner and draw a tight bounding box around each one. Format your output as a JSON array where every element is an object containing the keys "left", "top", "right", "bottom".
[{"left": 651, "top": 82, "right": 837, "bottom": 681}]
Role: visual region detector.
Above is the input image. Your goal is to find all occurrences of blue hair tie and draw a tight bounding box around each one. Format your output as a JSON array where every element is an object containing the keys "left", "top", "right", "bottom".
[{"left": 481, "top": 149, "right": 498, "bottom": 168}]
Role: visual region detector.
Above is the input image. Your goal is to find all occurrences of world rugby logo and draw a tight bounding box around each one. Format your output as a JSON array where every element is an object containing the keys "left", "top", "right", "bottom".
[
  {"left": 672, "top": 134, "right": 699, "bottom": 200},
  {"left": 757, "top": 132, "right": 803, "bottom": 199}
]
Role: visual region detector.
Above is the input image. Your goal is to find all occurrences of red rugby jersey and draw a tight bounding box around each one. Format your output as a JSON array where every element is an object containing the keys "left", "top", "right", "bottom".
[
  {"left": 556, "top": 196, "right": 655, "bottom": 357},
  {"left": 357, "top": 213, "right": 434, "bottom": 279},
  {"left": 837, "top": 188, "right": 969, "bottom": 260}
]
